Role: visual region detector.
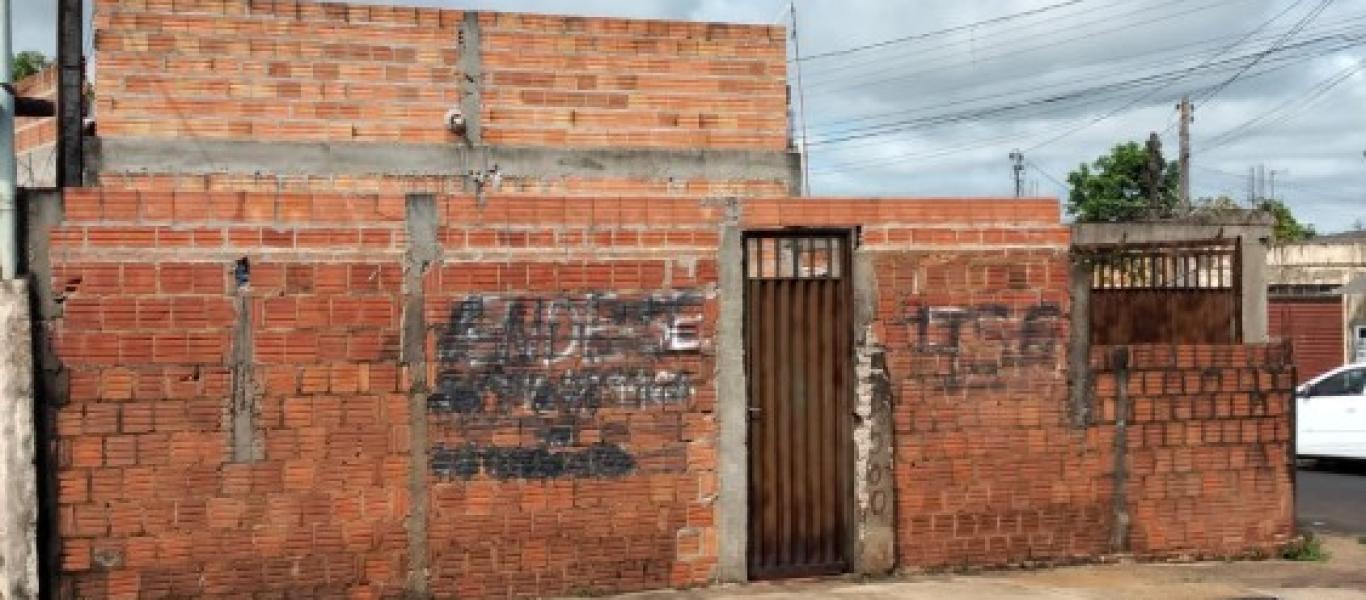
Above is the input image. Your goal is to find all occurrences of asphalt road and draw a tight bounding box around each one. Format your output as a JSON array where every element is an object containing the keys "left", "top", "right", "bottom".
[{"left": 1298, "top": 460, "right": 1366, "bottom": 535}]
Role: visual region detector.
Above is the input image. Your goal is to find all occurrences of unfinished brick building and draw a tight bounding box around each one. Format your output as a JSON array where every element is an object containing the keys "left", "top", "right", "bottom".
[{"left": 13, "top": 1, "right": 1295, "bottom": 598}]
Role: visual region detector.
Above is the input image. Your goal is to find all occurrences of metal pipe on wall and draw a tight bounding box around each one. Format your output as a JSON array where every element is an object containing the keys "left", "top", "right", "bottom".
[{"left": 0, "top": 0, "right": 18, "bottom": 280}]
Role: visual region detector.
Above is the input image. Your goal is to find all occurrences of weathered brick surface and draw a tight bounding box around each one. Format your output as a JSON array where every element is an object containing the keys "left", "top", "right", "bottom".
[
  {"left": 91, "top": 0, "right": 787, "bottom": 151},
  {"left": 873, "top": 247, "right": 1113, "bottom": 567},
  {"left": 1091, "top": 344, "right": 1296, "bottom": 557},
  {"left": 478, "top": 12, "right": 787, "bottom": 150},
  {"left": 16, "top": 65, "right": 57, "bottom": 187},
  {"left": 46, "top": 190, "right": 1292, "bottom": 597},
  {"left": 93, "top": 0, "right": 465, "bottom": 143}
]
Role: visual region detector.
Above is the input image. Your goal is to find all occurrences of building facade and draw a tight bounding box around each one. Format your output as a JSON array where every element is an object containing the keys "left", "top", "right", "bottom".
[{"left": 9, "top": 1, "right": 1297, "bottom": 598}]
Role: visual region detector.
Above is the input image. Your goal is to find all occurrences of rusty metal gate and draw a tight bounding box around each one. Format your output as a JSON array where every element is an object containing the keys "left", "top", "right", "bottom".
[
  {"left": 743, "top": 230, "right": 853, "bottom": 579},
  {"left": 1083, "top": 239, "right": 1242, "bottom": 345}
]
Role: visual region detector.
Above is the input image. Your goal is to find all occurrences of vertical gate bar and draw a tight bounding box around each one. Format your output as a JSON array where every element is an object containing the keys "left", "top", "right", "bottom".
[
  {"left": 820, "top": 268, "right": 836, "bottom": 565},
  {"left": 770, "top": 277, "right": 781, "bottom": 574},
  {"left": 834, "top": 274, "right": 849, "bottom": 562},
  {"left": 752, "top": 276, "right": 764, "bottom": 572},
  {"left": 763, "top": 276, "right": 779, "bottom": 572},
  {"left": 797, "top": 277, "right": 808, "bottom": 568},
  {"left": 781, "top": 277, "right": 792, "bottom": 568}
]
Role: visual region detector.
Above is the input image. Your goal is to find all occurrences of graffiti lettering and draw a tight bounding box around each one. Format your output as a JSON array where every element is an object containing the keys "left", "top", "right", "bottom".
[
  {"left": 428, "top": 292, "right": 705, "bottom": 480},
  {"left": 902, "top": 301, "right": 1063, "bottom": 390}
]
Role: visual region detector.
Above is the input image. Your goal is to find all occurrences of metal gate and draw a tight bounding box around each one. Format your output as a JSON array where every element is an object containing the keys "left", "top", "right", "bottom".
[
  {"left": 743, "top": 230, "right": 853, "bottom": 579},
  {"left": 1082, "top": 239, "right": 1242, "bottom": 345}
]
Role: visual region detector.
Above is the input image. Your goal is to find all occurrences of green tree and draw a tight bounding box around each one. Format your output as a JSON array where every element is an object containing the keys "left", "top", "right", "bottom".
[
  {"left": 13, "top": 50, "right": 50, "bottom": 80},
  {"left": 1066, "top": 139, "right": 1179, "bottom": 222},
  {"left": 1256, "top": 198, "right": 1315, "bottom": 242}
]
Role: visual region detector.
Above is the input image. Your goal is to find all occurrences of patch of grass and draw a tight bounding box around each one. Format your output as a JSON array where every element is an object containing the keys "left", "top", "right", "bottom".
[
  {"left": 1357, "top": 535, "right": 1366, "bottom": 545},
  {"left": 1280, "top": 533, "right": 1330, "bottom": 562}
]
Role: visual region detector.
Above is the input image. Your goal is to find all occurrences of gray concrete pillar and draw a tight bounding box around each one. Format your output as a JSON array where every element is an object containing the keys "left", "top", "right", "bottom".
[
  {"left": 850, "top": 250, "right": 896, "bottom": 574},
  {"left": 1240, "top": 235, "right": 1270, "bottom": 343},
  {"left": 715, "top": 199, "right": 748, "bottom": 583},
  {"left": 0, "top": 280, "right": 38, "bottom": 599}
]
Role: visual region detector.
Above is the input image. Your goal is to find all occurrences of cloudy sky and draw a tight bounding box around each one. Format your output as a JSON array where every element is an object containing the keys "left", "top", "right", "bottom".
[{"left": 13, "top": 0, "right": 1366, "bottom": 232}]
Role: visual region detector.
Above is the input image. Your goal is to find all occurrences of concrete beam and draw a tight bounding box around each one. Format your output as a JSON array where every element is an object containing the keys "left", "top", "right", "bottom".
[{"left": 87, "top": 138, "right": 803, "bottom": 187}]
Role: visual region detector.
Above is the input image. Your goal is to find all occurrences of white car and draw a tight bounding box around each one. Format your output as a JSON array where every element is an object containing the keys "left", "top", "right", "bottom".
[{"left": 1297, "top": 362, "right": 1366, "bottom": 460}]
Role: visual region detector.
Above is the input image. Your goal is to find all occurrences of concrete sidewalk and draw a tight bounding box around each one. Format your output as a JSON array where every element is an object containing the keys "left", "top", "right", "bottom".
[{"left": 599, "top": 535, "right": 1366, "bottom": 600}]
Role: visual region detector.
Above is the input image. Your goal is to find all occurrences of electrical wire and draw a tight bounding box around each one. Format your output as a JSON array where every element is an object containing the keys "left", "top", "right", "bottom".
[{"left": 794, "top": 0, "right": 1087, "bottom": 63}]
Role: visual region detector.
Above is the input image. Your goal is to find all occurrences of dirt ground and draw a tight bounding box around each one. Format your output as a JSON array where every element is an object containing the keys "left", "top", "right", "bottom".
[{"left": 591, "top": 535, "right": 1366, "bottom": 600}]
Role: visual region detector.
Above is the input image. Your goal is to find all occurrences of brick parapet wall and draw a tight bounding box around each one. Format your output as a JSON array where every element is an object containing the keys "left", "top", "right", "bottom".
[{"left": 91, "top": 0, "right": 786, "bottom": 151}]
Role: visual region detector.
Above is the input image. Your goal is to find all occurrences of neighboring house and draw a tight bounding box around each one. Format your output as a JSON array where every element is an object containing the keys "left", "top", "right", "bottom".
[{"left": 1268, "top": 230, "right": 1366, "bottom": 380}]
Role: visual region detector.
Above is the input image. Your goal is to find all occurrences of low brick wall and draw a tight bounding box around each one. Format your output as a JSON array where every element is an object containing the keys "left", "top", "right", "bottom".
[
  {"left": 1091, "top": 344, "right": 1296, "bottom": 558},
  {"left": 38, "top": 189, "right": 1295, "bottom": 598}
]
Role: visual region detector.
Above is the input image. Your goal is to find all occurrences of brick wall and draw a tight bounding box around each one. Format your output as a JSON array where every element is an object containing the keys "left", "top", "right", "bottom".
[
  {"left": 93, "top": 0, "right": 464, "bottom": 144},
  {"left": 40, "top": 189, "right": 1295, "bottom": 598},
  {"left": 47, "top": 189, "right": 737, "bottom": 599},
  {"left": 1091, "top": 344, "right": 1295, "bottom": 557},
  {"left": 91, "top": 0, "right": 786, "bottom": 151},
  {"left": 864, "top": 226, "right": 1117, "bottom": 567},
  {"left": 478, "top": 12, "right": 787, "bottom": 150},
  {"left": 16, "top": 65, "right": 57, "bottom": 188}
]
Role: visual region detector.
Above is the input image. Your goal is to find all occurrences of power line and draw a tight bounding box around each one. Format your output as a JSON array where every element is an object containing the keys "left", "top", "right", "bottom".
[
  {"left": 1202, "top": 57, "right": 1366, "bottom": 151},
  {"left": 1198, "top": 0, "right": 1335, "bottom": 104},
  {"left": 801, "top": 0, "right": 1250, "bottom": 94},
  {"left": 806, "top": 14, "right": 1366, "bottom": 135},
  {"left": 1022, "top": 0, "right": 1342, "bottom": 152},
  {"left": 794, "top": 0, "right": 1086, "bottom": 63},
  {"left": 806, "top": 33, "right": 1362, "bottom": 150}
]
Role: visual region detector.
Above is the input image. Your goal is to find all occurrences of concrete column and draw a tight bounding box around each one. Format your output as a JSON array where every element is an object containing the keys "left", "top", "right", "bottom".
[
  {"left": 1240, "top": 234, "right": 1270, "bottom": 343},
  {"left": 850, "top": 250, "right": 896, "bottom": 574},
  {"left": 714, "top": 199, "right": 748, "bottom": 583},
  {"left": 402, "top": 193, "right": 440, "bottom": 599},
  {"left": 0, "top": 280, "right": 38, "bottom": 599}
]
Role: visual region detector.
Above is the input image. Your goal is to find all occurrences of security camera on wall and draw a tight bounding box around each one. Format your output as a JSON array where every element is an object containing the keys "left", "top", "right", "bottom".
[{"left": 445, "top": 107, "right": 467, "bottom": 136}]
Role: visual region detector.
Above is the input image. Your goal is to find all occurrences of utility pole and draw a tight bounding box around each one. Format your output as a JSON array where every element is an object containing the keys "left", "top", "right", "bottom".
[
  {"left": 1177, "top": 96, "right": 1192, "bottom": 210},
  {"left": 1247, "top": 167, "right": 1255, "bottom": 205},
  {"left": 1009, "top": 149, "right": 1024, "bottom": 198},
  {"left": 1269, "top": 169, "right": 1285, "bottom": 202}
]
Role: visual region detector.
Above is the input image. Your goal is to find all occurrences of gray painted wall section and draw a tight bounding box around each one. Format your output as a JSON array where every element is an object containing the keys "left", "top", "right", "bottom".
[
  {"left": 0, "top": 280, "right": 38, "bottom": 600},
  {"left": 88, "top": 138, "right": 803, "bottom": 187},
  {"left": 714, "top": 199, "right": 748, "bottom": 583}
]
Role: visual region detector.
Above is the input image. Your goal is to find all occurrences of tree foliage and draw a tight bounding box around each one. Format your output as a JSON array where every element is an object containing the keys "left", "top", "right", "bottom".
[
  {"left": 1066, "top": 140, "right": 1179, "bottom": 222},
  {"left": 1256, "top": 198, "right": 1316, "bottom": 242},
  {"left": 13, "top": 50, "right": 51, "bottom": 81}
]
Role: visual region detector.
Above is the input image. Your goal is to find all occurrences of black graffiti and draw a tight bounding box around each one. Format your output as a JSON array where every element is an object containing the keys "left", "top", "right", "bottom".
[
  {"left": 437, "top": 293, "right": 704, "bottom": 366},
  {"left": 428, "top": 369, "right": 694, "bottom": 415},
  {"left": 902, "top": 301, "right": 1063, "bottom": 390},
  {"left": 430, "top": 443, "right": 636, "bottom": 480},
  {"left": 428, "top": 292, "right": 705, "bottom": 481}
]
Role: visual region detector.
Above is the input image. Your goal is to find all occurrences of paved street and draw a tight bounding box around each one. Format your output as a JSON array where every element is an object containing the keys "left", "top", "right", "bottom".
[
  {"left": 1299, "top": 460, "right": 1366, "bottom": 535},
  {"left": 598, "top": 535, "right": 1366, "bottom": 599}
]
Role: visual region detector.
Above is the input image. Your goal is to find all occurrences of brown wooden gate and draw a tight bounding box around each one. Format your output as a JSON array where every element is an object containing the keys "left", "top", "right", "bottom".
[
  {"left": 1083, "top": 239, "right": 1242, "bottom": 345},
  {"left": 743, "top": 231, "right": 853, "bottom": 579}
]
